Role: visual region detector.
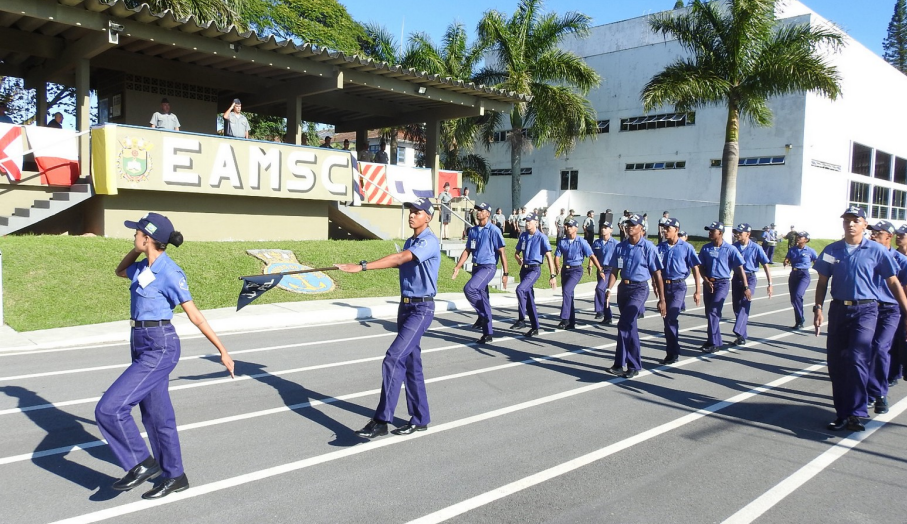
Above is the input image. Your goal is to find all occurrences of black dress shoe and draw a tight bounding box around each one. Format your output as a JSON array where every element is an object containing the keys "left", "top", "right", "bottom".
[
  {"left": 556, "top": 320, "right": 568, "bottom": 330},
  {"left": 732, "top": 336, "right": 746, "bottom": 346},
  {"left": 525, "top": 328, "right": 539, "bottom": 337},
  {"left": 875, "top": 396, "right": 890, "bottom": 414},
  {"left": 622, "top": 368, "right": 640, "bottom": 379},
  {"left": 565, "top": 323, "right": 576, "bottom": 330},
  {"left": 594, "top": 312, "right": 603, "bottom": 319},
  {"left": 472, "top": 318, "right": 488, "bottom": 329},
  {"left": 142, "top": 473, "right": 189, "bottom": 499},
  {"left": 698, "top": 342, "right": 710, "bottom": 349},
  {"left": 845, "top": 416, "right": 866, "bottom": 431},
  {"left": 355, "top": 419, "right": 388, "bottom": 438},
  {"left": 792, "top": 322, "right": 804, "bottom": 329},
  {"left": 827, "top": 418, "right": 847, "bottom": 431},
  {"left": 659, "top": 356, "right": 679, "bottom": 365},
  {"left": 112, "top": 458, "right": 162, "bottom": 491},
  {"left": 391, "top": 423, "right": 428, "bottom": 435},
  {"left": 889, "top": 378, "right": 899, "bottom": 387},
  {"left": 477, "top": 335, "right": 493, "bottom": 344},
  {"left": 601, "top": 318, "right": 613, "bottom": 326},
  {"left": 510, "top": 320, "right": 527, "bottom": 329},
  {"left": 608, "top": 365, "right": 624, "bottom": 375},
  {"left": 702, "top": 345, "right": 718, "bottom": 354}
]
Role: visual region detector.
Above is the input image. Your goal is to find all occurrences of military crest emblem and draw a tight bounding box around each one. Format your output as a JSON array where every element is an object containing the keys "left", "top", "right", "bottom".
[{"left": 118, "top": 137, "right": 153, "bottom": 182}]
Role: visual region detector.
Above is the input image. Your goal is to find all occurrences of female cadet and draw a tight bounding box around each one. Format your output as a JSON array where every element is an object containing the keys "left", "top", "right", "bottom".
[
  {"left": 783, "top": 231, "right": 818, "bottom": 329},
  {"left": 554, "top": 218, "right": 606, "bottom": 329},
  {"left": 590, "top": 221, "right": 618, "bottom": 325},
  {"left": 96, "top": 212, "right": 235, "bottom": 499}
]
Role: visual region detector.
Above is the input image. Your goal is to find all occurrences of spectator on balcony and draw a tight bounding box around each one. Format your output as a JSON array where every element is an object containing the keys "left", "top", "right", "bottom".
[
  {"left": 342, "top": 139, "right": 351, "bottom": 151},
  {"left": 222, "top": 99, "right": 249, "bottom": 139},
  {"left": 373, "top": 139, "right": 389, "bottom": 164},
  {"left": 321, "top": 136, "right": 333, "bottom": 148},
  {"left": 150, "top": 98, "right": 180, "bottom": 131},
  {"left": 47, "top": 112, "right": 64, "bottom": 129}
]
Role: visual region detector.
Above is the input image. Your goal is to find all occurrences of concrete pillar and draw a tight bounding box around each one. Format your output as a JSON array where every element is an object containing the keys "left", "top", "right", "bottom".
[
  {"left": 75, "top": 58, "right": 90, "bottom": 176},
  {"left": 355, "top": 128, "right": 368, "bottom": 157},
  {"left": 36, "top": 82, "right": 47, "bottom": 126},
  {"left": 425, "top": 118, "right": 441, "bottom": 188},
  {"left": 286, "top": 96, "right": 302, "bottom": 144}
]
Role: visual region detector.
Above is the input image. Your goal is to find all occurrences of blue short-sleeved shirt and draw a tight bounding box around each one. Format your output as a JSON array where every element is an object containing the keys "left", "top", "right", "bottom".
[
  {"left": 699, "top": 241, "right": 745, "bottom": 279},
  {"left": 875, "top": 249, "right": 907, "bottom": 304},
  {"left": 813, "top": 238, "right": 897, "bottom": 301},
  {"left": 735, "top": 241, "right": 771, "bottom": 273},
  {"left": 127, "top": 252, "right": 192, "bottom": 320},
  {"left": 785, "top": 246, "right": 818, "bottom": 269},
  {"left": 516, "top": 230, "right": 551, "bottom": 265},
  {"left": 555, "top": 237, "right": 593, "bottom": 266},
  {"left": 656, "top": 239, "right": 701, "bottom": 280},
  {"left": 608, "top": 238, "right": 663, "bottom": 282},
  {"left": 467, "top": 222, "right": 505, "bottom": 265},
  {"left": 400, "top": 228, "right": 441, "bottom": 297},
  {"left": 592, "top": 237, "right": 618, "bottom": 269}
]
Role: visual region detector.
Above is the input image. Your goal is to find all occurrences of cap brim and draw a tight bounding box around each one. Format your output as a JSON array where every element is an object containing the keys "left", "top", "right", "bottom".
[{"left": 124, "top": 220, "right": 141, "bottom": 230}]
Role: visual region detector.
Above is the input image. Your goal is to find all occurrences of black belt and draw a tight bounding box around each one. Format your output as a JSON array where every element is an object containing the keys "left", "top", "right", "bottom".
[
  {"left": 832, "top": 299, "right": 876, "bottom": 306},
  {"left": 706, "top": 277, "right": 729, "bottom": 282},
  {"left": 664, "top": 279, "right": 684, "bottom": 284},
  {"left": 130, "top": 319, "right": 171, "bottom": 328},
  {"left": 791, "top": 268, "right": 804, "bottom": 271},
  {"left": 621, "top": 279, "right": 645, "bottom": 285},
  {"left": 523, "top": 264, "right": 540, "bottom": 268},
  {"left": 564, "top": 265, "right": 582, "bottom": 269},
  {"left": 402, "top": 296, "right": 434, "bottom": 303},
  {"left": 745, "top": 271, "right": 757, "bottom": 276}
]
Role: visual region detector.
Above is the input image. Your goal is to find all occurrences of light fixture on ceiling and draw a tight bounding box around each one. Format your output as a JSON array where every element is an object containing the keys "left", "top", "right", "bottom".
[{"left": 416, "top": 86, "right": 427, "bottom": 95}]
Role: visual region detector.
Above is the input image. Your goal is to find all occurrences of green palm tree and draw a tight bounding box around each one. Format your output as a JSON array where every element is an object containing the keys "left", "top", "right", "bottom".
[
  {"left": 126, "top": 0, "right": 247, "bottom": 29},
  {"left": 477, "top": 0, "right": 601, "bottom": 210},
  {"left": 642, "top": 0, "right": 843, "bottom": 226}
]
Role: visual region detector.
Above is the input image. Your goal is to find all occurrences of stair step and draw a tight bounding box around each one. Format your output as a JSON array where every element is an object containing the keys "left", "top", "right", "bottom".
[
  {"left": 52, "top": 192, "right": 72, "bottom": 201},
  {"left": 33, "top": 200, "right": 52, "bottom": 209},
  {"left": 70, "top": 183, "right": 91, "bottom": 193}
]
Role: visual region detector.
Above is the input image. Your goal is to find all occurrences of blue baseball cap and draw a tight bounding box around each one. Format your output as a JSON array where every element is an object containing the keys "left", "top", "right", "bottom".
[
  {"left": 404, "top": 198, "right": 434, "bottom": 215},
  {"left": 732, "top": 223, "right": 752, "bottom": 233},
  {"left": 600, "top": 221, "right": 613, "bottom": 229},
  {"left": 525, "top": 212, "right": 540, "bottom": 222},
  {"left": 704, "top": 221, "right": 725, "bottom": 232},
  {"left": 564, "top": 219, "right": 578, "bottom": 227},
  {"left": 679, "top": 230, "right": 687, "bottom": 237},
  {"left": 124, "top": 212, "right": 175, "bottom": 244},
  {"left": 841, "top": 206, "right": 866, "bottom": 219},
  {"left": 625, "top": 213, "right": 644, "bottom": 226},
  {"left": 898, "top": 225, "right": 907, "bottom": 235},
  {"left": 870, "top": 220, "right": 896, "bottom": 235},
  {"left": 474, "top": 202, "right": 492, "bottom": 212},
  {"left": 662, "top": 218, "right": 680, "bottom": 229},
  {"left": 796, "top": 230, "right": 811, "bottom": 240}
]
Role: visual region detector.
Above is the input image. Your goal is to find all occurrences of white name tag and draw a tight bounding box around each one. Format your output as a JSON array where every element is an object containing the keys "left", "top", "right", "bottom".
[
  {"left": 709, "top": 250, "right": 719, "bottom": 258},
  {"left": 822, "top": 253, "right": 836, "bottom": 264},
  {"left": 137, "top": 266, "right": 156, "bottom": 288},
  {"left": 617, "top": 257, "right": 624, "bottom": 269},
  {"left": 470, "top": 240, "right": 477, "bottom": 250}
]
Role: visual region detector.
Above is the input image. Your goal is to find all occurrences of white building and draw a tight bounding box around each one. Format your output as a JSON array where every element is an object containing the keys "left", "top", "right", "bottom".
[{"left": 476, "top": 1, "right": 907, "bottom": 239}]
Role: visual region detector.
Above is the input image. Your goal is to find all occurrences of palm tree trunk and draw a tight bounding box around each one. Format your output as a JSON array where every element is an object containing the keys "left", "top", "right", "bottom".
[
  {"left": 511, "top": 133, "right": 522, "bottom": 211},
  {"left": 719, "top": 105, "right": 740, "bottom": 227}
]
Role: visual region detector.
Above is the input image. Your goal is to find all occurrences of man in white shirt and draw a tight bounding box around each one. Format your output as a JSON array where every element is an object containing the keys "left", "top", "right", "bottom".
[{"left": 149, "top": 98, "right": 180, "bottom": 131}]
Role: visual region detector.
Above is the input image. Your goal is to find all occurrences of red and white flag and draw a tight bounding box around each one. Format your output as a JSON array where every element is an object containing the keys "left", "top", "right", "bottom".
[
  {"left": 0, "top": 123, "right": 23, "bottom": 182},
  {"left": 359, "top": 162, "right": 393, "bottom": 205},
  {"left": 24, "top": 127, "right": 81, "bottom": 186}
]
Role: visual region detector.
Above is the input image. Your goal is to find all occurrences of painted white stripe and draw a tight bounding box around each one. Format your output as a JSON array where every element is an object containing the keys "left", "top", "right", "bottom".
[
  {"left": 722, "top": 395, "right": 907, "bottom": 524},
  {"left": 0, "top": 305, "right": 806, "bottom": 464},
  {"left": 48, "top": 331, "right": 816, "bottom": 524}
]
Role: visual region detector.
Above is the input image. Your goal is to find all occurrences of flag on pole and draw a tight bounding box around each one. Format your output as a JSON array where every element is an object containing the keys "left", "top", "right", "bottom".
[
  {"left": 24, "top": 127, "right": 81, "bottom": 186},
  {"left": 0, "top": 124, "right": 23, "bottom": 182},
  {"left": 236, "top": 274, "right": 279, "bottom": 311}
]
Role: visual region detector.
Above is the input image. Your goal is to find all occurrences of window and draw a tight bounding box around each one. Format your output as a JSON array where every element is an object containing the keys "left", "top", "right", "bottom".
[
  {"left": 560, "top": 170, "right": 578, "bottom": 190},
  {"left": 620, "top": 112, "right": 693, "bottom": 132},
  {"left": 895, "top": 157, "right": 907, "bottom": 185},
  {"left": 396, "top": 146, "right": 406, "bottom": 164},
  {"left": 849, "top": 181, "right": 870, "bottom": 209},
  {"left": 872, "top": 186, "right": 890, "bottom": 219},
  {"left": 851, "top": 142, "right": 872, "bottom": 176},
  {"left": 625, "top": 161, "right": 686, "bottom": 171},
  {"left": 596, "top": 120, "right": 610, "bottom": 133},
  {"left": 492, "top": 130, "right": 508, "bottom": 142},
  {"left": 893, "top": 190, "right": 907, "bottom": 221},
  {"left": 490, "top": 168, "right": 532, "bottom": 177},
  {"left": 710, "top": 157, "right": 785, "bottom": 167},
  {"left": 875, "top": 151, "right": 892, "bottom": 181}
]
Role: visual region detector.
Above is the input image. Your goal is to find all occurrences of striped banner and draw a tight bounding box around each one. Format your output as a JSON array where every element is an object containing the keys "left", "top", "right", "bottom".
[{"left": 359, "top": 162, "right": 393, "bottom": 205}]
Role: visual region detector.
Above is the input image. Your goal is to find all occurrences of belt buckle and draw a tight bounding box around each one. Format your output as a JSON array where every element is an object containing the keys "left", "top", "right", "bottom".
[
  {"left": 844, "top": 300, "right": 854, "bottom": 306},
  {"left": 130, "top": 320, "right": 137, "bottom": 327},
  {"left": 403, "top": 297, "right": 411, "bottom": 304}
]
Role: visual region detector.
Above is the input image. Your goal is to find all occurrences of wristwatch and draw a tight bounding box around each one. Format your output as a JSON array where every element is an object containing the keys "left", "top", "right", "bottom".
[
  {"left": 503, "top": 272, "right": 509, "bottom": 277},
  {"left": 813, "top": 304, "right": 823, "bottom": 312},
  {"left": 360, "top": 260, "right": 368, "bottom": 271}
]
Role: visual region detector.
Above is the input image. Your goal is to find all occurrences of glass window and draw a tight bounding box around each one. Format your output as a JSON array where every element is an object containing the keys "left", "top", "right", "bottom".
[
  {"left": 851, "top": 142, "right": 872, "bottom": 176},
  {"left": 560, "top": 170, "right": 578, "bottom": 190},
  {"left": 895, "top": 157, "right": 907, "bottom": 185},
  {"left": 893, "top": 190, "right": 907, "bottom": 221},
  {"left": 872, "top": 186, "right": 890, "bottom": 219},
  {"left": 875, "top": 151, "right": 892, "bottom": 181},
  {"left": 850, "top": 181, "right": 870, "bottom": 204}
]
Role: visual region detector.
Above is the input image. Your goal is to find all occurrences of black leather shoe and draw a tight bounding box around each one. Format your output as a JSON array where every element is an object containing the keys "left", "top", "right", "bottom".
[
  {"left": 391, "top": 423, "right": 428, "bottom": 435},
  {"left": 601, "top": 318, "right": 612, "bottom": 326},
  {"left": 827, "top": 418, "right": 847, "bottom": 431},
  {"left": 112, "top": 459, "right": 162, "bottom": 491},
  {"left": 702, "top": 345, "right": 718, "bottom": 354},
  {"left": 556, "top": 320, "right": 568, "bottom": 330},
  {"left": 875, "top": 396, "right": 890, "bottom": 414},
  {"left": 733, "top": 336, "right": 746, "bottom": 346},
  {"left": 565, "top": 323, "right": 576, "bottom": 330},
  {"left": 477, "top": 335, "right": 493, "bottom": 344},
  {"left": 355, "top": 419, "right": 388, "bottom": 438},
  {"left": 510, "top": 320, "right": 527, "bottom": 329},
  {"left": 637, "top": 312, "right": 645, "bottom": 319},
  {"left": 792, "top": 322, "right": 804, "bottom": 329},
  {"left": 845, "top": 416, "right": 865, "bottom": 432},
  {"left": 594, "top": 312, "right": 603, "bottom": 319},
  {"left": 608, "top": 365, "right": 624, "bottom": 375},
  {"left": 525, "top": 328, "right": 539, "bottom": 337},
  {"left": 472, "top": 318, "right": 487, "bottom": 329},
  {"left": 889, "top": 378, "right": 899, "bottom": 387},
  {"left": 142, "top": 473, "right": 189, "bottom": 499},
  {"left": 659, "top": 356, "right": 679, "bottom": 365},
  {"left": 698, "top": 342, "right": 710, "bottom": 349},
  {"left": 622, "top": 368, "right": 640, "bottom": 379}
]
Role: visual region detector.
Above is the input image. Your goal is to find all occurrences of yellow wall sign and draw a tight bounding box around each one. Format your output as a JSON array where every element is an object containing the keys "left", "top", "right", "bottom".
[{"left": 91, "top": 124, "right": 353, "bottom": 201}]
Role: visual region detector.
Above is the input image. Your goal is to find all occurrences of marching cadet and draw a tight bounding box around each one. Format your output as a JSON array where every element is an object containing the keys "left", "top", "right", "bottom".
[
  {"left": 337, "top": 198, "right": 440, "bottom": 438},
  {"left": 97, "top": 213, "right": 235, "bottom": 499},
  {"left": 555, "top": 218, "right": 606, "bottom": 329},
  {"left": 655, "top": 218, "right": 702, "bottom": 364},
  {"left": 731, "top": 223, "right": 774, "bottom": 346},
  {"left": 813, "top": 207, "right": 907, "bottom": 432},
  {"left": 699, "top": 222, "right": 747, "bottom": 353},
  {"left": 783, "top": 231, "right": 817, "bottom": 329},
  {"left": 513, "top": 212, "right": 558, "bottom": 337},
  {"left": 453, "top": 202, "right": 509, "bottom": 344},
  {"left": 866, "top": 220, "right": 907, "bottom": 415},
  {"left": 590, "top": 221, "right": 618, "bottom": 325},
  {"left": 605, "top": 213, "right": 666, "bottom": 377},
  {"left": 891, "top": 224, "right": 907, "bottom": 386}
]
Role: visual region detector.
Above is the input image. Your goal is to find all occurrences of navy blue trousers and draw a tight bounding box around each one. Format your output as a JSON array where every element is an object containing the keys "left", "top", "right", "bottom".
[
  {"left": 703, "top": 279, "right": 730, "bottom": 346},
  {"left": 868, "top": 302, "right": 901, "bottom": 399},
  {"left": 593, "top": 268, "right": 613, "bottom": 320},
  {"left": 826, "top": 301, "right": 876, "bottom": 418},
  {"left": 95, "top": 324, "right": 184, "bottom": 478},
  {"left": 762, "top": 243, "right": 775, "bottom": 263},
  {"left": 560, "top": 266, "right": 583, "bottom": 324},
  {"left": 662, "top": 281, "right": 687, "bottom": 358},
  {"left": 516, "top": 265, "right": 541, "bottom": 329},
  {"left": 732, "top": 273, "right": 758, "bottom": 340},
  {"left": 788, "top": 269, "right": 810, "bottom": 325},
  {"left": 465, "top": 264, "right": 496, "bottom": 335},
  {"left": 615, "top": 282, "right": 649, "bottom": 371},
  {"left": 889, "top": 322, "right": 906, "bottom": 383},
  {"left": 375, "top": 301, "right": 433, "bottom": 426}
]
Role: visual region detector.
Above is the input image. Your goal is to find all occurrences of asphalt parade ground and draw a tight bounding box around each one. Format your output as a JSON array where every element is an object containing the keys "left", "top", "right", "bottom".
[{"left": 2, "top": 271, "right": 907, "bottom": 523}]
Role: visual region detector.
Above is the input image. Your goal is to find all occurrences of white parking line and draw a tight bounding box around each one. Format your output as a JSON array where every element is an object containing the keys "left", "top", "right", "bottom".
[
  {"left": 48, "top": 331, "right": 817, "bottom": 524},
  {"left": 722, "top": 396, "right": 907, "bottom": 524}
]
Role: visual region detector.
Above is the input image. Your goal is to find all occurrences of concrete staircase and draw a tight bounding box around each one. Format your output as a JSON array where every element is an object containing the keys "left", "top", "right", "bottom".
[
  {"left": 440, "top": 240, "right": 507, "bottom": 290},
  {"left": 0, "top": 179, "right": 95, "bottom": 236}
]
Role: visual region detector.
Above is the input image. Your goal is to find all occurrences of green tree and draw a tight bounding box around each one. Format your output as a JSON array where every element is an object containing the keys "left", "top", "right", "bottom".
[
  {"left": 125, "top": 0, "right": 247, "bottom": 29},
  {"left": 360, "top": 23, "right": 409, "bottom": 164},
  {"left": 477, "top": 0, "right": 601, "bottom": 210},
  {"left": 884, "top": 0, "right": 907, "bottom": 74},
  {"left": 642, "top": 0, "right": 843, "bottom": 227},
  {"left": 674, "top": 1, "right": 685, "bottom": 8},
  {"left": 244, "top": 0, "right": 367, "bottom": 55}
]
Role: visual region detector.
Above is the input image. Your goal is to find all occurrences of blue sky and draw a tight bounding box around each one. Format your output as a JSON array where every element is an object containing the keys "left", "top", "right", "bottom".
[{"left": 347, "top": 0, "right": 896, "bottom": 58}]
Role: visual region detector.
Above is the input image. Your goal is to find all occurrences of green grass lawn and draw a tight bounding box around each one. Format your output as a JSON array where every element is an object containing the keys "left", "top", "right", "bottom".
[{"left": 0, "top": 234, "right": 835, "bottom": 332}]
